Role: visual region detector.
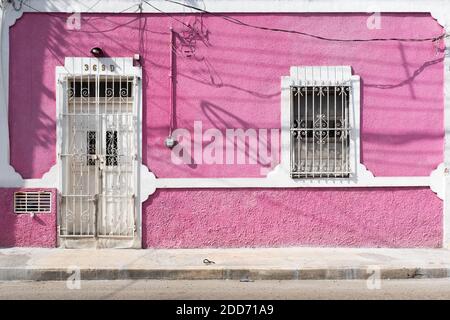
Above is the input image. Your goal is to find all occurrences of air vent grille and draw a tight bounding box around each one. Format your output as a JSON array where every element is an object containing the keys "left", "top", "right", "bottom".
[{"left": 14, "top": 192, "right": 51, "bottom": 214}]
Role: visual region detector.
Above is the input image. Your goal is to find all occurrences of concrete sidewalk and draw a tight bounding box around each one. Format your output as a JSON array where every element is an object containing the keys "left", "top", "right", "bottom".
[{"left": 1, "top": 247, "right": 450, "bottom": 281}]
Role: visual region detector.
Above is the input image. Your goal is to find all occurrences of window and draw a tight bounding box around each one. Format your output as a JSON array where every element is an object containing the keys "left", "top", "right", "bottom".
[
  {"left": 87, "top": 131, "right": 96, "bottom": 166},
  {"left": 14, "top": 192, "right": 51, "bottom": 214},
  {"left": 290, "top": 85, "right": 350, "bottom": 178},
  {"left": 106, "top": 130, "right": 118, "bottom": 166},
  {"left": 280, "top": 66, "right": 360, "bottom": 181},
  {"left": 86, "top": 130, "right": 119, "bottom": 166}
]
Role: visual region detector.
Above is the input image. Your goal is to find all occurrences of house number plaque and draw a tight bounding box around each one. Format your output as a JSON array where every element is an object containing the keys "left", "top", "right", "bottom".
[{"left": 83, "top": 63, "right": 115, "bottom": 72}]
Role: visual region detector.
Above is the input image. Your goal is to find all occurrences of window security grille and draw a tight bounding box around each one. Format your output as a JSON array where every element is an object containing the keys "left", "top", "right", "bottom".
[
  {"left": 290, "top": 85, "right": 350, "bottom": 178},
  {"left": 87, "top": 131, "right": 96, "bottom": 166},
  {"left": 68, "top": 79, "right": 133, "bottom": 98},
  {"left": 86, "top": 131, "right": 118, "bottom": 166},
  {"left": 106, "top": 130, "right": 118, "bottom": 166},
  {"left": 14, "top": 192, "right": 51, "bottom": 213}
]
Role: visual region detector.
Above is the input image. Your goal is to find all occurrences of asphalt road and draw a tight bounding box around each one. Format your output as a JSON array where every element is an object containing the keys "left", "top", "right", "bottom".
[{"left": 1, "top": 279, "right": 450, "bottom": 299}]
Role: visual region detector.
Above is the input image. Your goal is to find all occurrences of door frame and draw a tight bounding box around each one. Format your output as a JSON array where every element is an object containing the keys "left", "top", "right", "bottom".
[{"left": 56, "top": 57, "right": 143, "bottom": 248}]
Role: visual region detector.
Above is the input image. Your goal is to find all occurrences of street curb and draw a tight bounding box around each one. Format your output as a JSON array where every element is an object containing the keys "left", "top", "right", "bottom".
[{"left": 0, "top": 267, "right": 449, "bottom": 281}]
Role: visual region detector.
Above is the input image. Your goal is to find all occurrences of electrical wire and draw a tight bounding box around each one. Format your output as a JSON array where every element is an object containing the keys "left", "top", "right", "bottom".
[
  {"left": 164, "top": 0, "right": 446, "bottom": 43},
  {"left": 18, "top": 1, "right": 170, "bottom": 35},
  {"left": 15, "top": 0, "right": 446, "bottom": 43},
  {"left": 142, "top": 0, "right": 194, "bottom": 31},
  {"left": 0, "top": 0, "right": 9, "bottom": 10},
  {"left": 11, "top": 0, "right": 23, "bottom": 12},
  {"left": 20, "top": 1, "right": 141, "bottom": 18}
]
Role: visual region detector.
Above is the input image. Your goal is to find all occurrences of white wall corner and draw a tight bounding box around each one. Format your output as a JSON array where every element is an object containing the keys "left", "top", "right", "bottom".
[
  {"left": 140, "top": 164, "right": 157, "bottom": 202},
  {"left": 22, "top": 165, "right": 59, "bottom": 188},
  {"left": 266, "top": 164, "right": 291, "bottom": 185},
  {"left": 430, "top": 9, "right": 450, "bottom": 29},
  {"left": 429, "top": 163, "right": 445, "bottom": 200},
  {"left": 0, "top": 165, "right": 23, "bottom": 187},
  {"left": 3, "top": 4, "right": 24, "bottom": 28},
  {"left": 355, "top": 163, "right": 374, "bottom": 183}
]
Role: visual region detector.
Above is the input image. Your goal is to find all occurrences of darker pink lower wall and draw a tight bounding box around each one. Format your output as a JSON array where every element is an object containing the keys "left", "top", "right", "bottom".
[
  {"left": 0, "top": 189, "right": 56, "bottom": 248},
  {"left": 143, "top": 188, "right": 442, "bottom": 248}
]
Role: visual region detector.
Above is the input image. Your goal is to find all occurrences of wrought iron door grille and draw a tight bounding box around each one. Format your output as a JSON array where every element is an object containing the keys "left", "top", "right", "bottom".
[
  {"left": 87, "top": 131, "right": 96, "bottom": 166},
  {"left": 14, "top": 192, "right": 51, "bottom": 213},
  {"left": 68, "top": 78, "right": 133, "bottom": 99},
  {"left": 60, "top": 74, "right": 137, "bottom": 238},
  {"left": 106, "top": 130, "right": 118, "bottom": 166},
  {"left": 290, "top": 85, "right": 350, "bottom": 178}
]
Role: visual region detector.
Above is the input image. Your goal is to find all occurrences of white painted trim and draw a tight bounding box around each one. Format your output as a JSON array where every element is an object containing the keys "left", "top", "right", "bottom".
[
  {"left": 2, "top": 0, "right": 449, "bottom": 22},
  {"left": 141, "top": 164, "right": 443, "bottom": 199},
  {"left": 155, "top": 174, "right": 435, "bottom": 189},
  {"left": 444, "top": 35, "right": 450, "bottom": 248},
  {"left": 141, "top": 164, "right": 157, "bottom": 202},
  {"left": 21, "top": 165, "right": 59, "bottom": 188},
  {"left": 444, "top": 175, "right": 450, "bottom": 248},
  {"left": 430, "top": 163, "right": 445, "bottom": 200},
  {"left": 0, "top": 5, "right": 23, "bottom": 187},
  {"left": 134, "top": 67, "right": 144, "bottom": 247}
]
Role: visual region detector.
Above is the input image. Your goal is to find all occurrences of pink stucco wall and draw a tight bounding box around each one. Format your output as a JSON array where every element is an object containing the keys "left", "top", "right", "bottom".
[
  {"left": 5, "top": 13, "right": 445, "bottom": 248},
  {"left": 8, "top": 13, "right": 444, "bottom": 178},
  {"left": 143, "top": 188, "right": 442, "bottom": 248},
  {"left": 0, "top": 189, "right": 56, "bottom": 248}
]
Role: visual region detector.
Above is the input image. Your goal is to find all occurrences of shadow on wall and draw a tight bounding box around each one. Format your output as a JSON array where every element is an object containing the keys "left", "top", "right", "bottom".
[
  {"left": 364, "top": 56, "right": 444, "bottom": 90},
  {"left": 201, "top": 100, "right": 277, "bottom": 167},
  {"left": 162, "top": 18, "right": 443, "bottom": 177},
  {"left": 360, "top": 52, "right": 445, "bottom": 173},
  {"left": 9, "top": 13, "right": 63, "bottom": 179}
]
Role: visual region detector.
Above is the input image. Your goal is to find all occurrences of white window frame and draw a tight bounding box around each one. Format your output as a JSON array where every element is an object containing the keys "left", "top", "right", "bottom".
[{"left": 272, "top": 66, "right": 369, "bottom": 185}]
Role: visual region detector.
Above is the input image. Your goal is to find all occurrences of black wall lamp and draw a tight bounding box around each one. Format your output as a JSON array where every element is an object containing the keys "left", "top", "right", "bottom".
[{"left": 90, "top": 47, "right": 104, "bottom": 57}]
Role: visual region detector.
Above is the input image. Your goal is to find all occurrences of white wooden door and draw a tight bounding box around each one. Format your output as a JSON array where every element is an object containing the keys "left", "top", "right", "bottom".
[{"left": 59, "top": 74, "right": 138, "bottom": 248}]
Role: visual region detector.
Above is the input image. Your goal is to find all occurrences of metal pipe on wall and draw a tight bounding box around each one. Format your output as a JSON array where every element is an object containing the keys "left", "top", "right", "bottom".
[{"left": 165, "top": 27, "right": 176, "bottom": 148}]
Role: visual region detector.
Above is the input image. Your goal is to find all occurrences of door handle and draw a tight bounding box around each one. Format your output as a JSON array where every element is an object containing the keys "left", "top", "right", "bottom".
[
  {"left": 92, "top": 194, "right": 99, "bottom": 206},
  {"left": 97, "top": 155, "right": 105, "bottom": 164}
]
